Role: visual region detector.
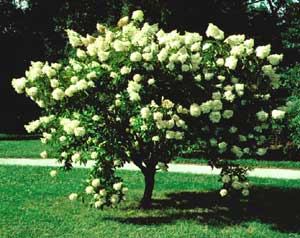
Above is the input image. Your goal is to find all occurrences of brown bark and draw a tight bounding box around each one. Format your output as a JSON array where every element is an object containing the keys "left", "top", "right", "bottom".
[{"left": 140, "top": 167, "right": 156, "bottom": 209}]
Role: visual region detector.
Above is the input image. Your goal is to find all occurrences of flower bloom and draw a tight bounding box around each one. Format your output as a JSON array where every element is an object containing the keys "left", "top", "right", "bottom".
[
  {"left": 190, "top": 103, "right": 201, "bottom": 117},
  {"left": 267, "top": 54, "right": 283, "bottom": 65},
  {"left": 52, "top": 88, "right": 65, "bottom": 100},
  {"left": 242, "top": 189, "right": 250, "bottom": 196},
  {"left": 256, "top": 111, "right": 269, "bottom": 121},
  {"left": 141, "top": 107, "right": 151, "bottom": 119},
  {"left": 40, "top": 151, "right": 47, "bottom": 159},
  {"left": 12, "top": 77, "right": 27, "bottom": 93},
  {"left": 222, "top": 110, "right": 233, "bottom": 119},
  {"left": 148, "top": 78, "right": 155, "bottom": 85},
  {"left": 50, "top": 170, "right": 57, "bottom": 177},
  {"left": 130, "top": 52, "right": 142, "bottom": 62},
  {"left": 74, "top": 127, "right": 86, "bottom": 137},
  {"left": 206, "top": 23, "right": 224, "bottom": 40},
  {"left": 132, "top": 10, "right": 144, "bottom": 22},
  {"left": 26, "top": 87, "right": 38, "bottom": 97},
  {"left": 99, "top": 189, "right": 107, "bottom": 196},
  {"left": 219, "top": 189, "right": 228, "bottom": 197},
  {"left": 222, "top": 175, "right": 230, "bottom": 183},
  {"left": 92, "top": 178, "right": 100, "bottom": 187},
  {"left": 95, "top": 200, "right": 104, "bottom": 208},
  {"left": 69, "top": 193, "right": 78, "bottom": 201},
  {"left": 218, "top": 142, "right": 228, "bottom": 152},
  {"left": 85, "top": 186, "right": 94, "bottom": 194},
  {"left": 117, "top": 16, "right": 129, "bottom": 27},
  {"left": 113, "top": 182, "right": 122, "bottom": 191},
  {"left": 256, "top": 148, "right": 267, "bottom": 156},
  {"left": 209, "top": 111, "right": 221, "bottom": 123},
  {"left": 255, "top": 44, "right": 271, "bottom": 59},
  {"left": 71, "top": 153, "right": 81, "bottom": 162},
  {"left": 216, "top": 58, "right": 224, "bottom": 67},
  {"left": 224, "top": 34, "right": 245, "bottom": 46},
  {"left": 110, "top": 194, "right": 119, "bottom": 204},
  {"left": 244, "top": 38, "right": 254, "bottom": 48},
  {"left": 271, "top": 109, "right": 285, "bottom": 120},
  {"left": 232, "top": 181, "right": 242, "bottom": 190},
  {"left": 153, "top": 112, "right": 163, "bottom": 121},
  {"left": 91, "top": 152, "right": 98, "bottom": 159},
  {"left": 225, "top": 56, "right": 238, "bottom": 70}
]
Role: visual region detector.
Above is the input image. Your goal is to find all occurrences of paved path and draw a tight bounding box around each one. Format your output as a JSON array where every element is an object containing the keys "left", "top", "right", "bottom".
[{"left": 1, "top": 158, "right": 300, "bottom": 180}]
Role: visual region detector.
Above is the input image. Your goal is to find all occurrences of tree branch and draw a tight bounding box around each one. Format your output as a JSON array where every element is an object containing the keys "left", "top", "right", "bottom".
[
  {"left": 246, "top": 0, "right": 265, "bottom": 6},
  {"left": 266, "top": 0, "right": 276, "bottom": 14},
  {"left": 131, "top": 155, "right": 147, "bottom": 174},
  {"left": 275, "top": 0, "right": 286, "bottom": 13}
]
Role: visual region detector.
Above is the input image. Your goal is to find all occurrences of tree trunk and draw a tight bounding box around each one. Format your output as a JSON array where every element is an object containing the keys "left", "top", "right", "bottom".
[{"left": 140, "top": 167, "right": 156, "bottom": 209}]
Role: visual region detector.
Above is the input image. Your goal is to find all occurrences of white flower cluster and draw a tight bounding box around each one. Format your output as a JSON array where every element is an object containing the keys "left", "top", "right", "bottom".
[
  {"left": 85, "top": 178, "right": 127, "bottom": 208},
  {"left": 12, "top": 77, "right": 27, "bottom": 94},
  {"left": 206, "top": 23, "right": 224, "bottom": 40},
  {"left": 137, "top": 99, "right": 187, "bottom": 141},
  {"left": 24, "top": 115, "right": 55, "bottom": 133},
  {"left": 60, "top": 118, "right": 86, "bottom": 137},
  {"left": 66, "top": 29, "right": 83, "bottom": 48},
  {"left": 256, "top": 44, "right": 271, "bottom": 59},
  {"left": 220, "top": 174, "right": 250, "bottom": 197},
  {"left": 271, "top": 109, "right": 285, "bottom": 120},
  {"left": 127, "top": 75, "right": 142, "bottom": 101},
  {"left": 256, "top": 111, "right": 269, "bottom": 122}
]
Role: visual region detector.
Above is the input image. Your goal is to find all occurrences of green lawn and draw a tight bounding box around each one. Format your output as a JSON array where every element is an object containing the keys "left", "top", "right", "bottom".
[
  {"left": 0, "top": 133, "right": 40, "bottom": 140},
  {"left": 0, "top": 140, "right": 56, "bottom": 158},
  {"left": 1, "top": 139, "right": 300, "bottom": 169},
  {"left": 1, "top": 165, "right": 300, "bottom": 238},
  {"left": 175, "top": 157, "right": 300, "bottom": 170}
]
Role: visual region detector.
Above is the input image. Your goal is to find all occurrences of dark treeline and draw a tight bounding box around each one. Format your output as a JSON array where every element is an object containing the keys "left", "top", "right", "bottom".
[{"left": 1, "top": 0, "right": 299, "bottom": 133}]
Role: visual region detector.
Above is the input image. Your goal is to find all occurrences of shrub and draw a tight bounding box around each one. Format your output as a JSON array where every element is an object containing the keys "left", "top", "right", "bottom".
[{"left": 12, "top": 10, "right": 285, "bottom": 208}]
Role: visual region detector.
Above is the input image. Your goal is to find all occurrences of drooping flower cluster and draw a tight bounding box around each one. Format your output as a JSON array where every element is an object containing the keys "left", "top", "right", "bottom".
[{"left": 12, "top": 10, "right": 285, "bottom": 207}]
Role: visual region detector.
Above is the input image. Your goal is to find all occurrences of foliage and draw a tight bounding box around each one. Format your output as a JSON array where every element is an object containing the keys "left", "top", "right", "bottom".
[
  {"left": 280, "top": 64, "right": 300, "bottom": 158},
  {"left": 12, "top": 10, "right": 285, "bottom": 208},
  {"left": 281, "top": 2, "right": 300, "bottom": 55},
  {"left": 247, "top": 0, "right": 300, "bottom": 65}
]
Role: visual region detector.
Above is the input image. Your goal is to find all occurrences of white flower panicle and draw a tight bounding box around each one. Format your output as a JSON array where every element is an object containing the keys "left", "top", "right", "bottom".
[
  {"left": 206, "top": 23, "right": 224, "bottom": 40},
  {"left": 132, "top": 10, "right": 144, "bottom": 22},
  {"left": 12, "top": 77, "right": 27, "bottom": 93},
  {"left": 190, "top": 103, "right": 201, "bottom": 117},
  {"left": 267, "top": 54, "right": 283, "bottom": 65},
  {"left": 271, "top": 109, "right": 285, "bottom": 120},
  {"left": 255, "top": 44, "right": 271, "bottom": 59}
]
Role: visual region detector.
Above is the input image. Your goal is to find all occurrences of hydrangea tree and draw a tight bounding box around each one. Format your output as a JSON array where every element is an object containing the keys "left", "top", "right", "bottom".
[{"left": 12, "top": 10, "right": 285, "bottom": 208}]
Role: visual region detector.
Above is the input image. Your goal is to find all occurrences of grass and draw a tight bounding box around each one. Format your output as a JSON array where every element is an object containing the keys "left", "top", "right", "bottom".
[
  {"left": 175, "top": 157, "right": 300, "bottom": 170},
  {"left": 1, "top": 165, "right": 300, "bottom": 238},
  {"left": 1, "top": 139, "right": 300, "bottom": 169},
  {"left": 0, "top": 133, "right": 40, "bottom": 140},
  {"left": 0, "top": 140, "right": 56, "bottom": 158}
]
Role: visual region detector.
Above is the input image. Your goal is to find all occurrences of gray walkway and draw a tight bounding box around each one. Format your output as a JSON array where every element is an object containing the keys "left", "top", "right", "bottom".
[{"left": 1, "top": 158, "right": 300, "bottom": 180}]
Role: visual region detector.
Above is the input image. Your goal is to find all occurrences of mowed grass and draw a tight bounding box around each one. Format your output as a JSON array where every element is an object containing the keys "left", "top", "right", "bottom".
[
  {"left": 0, "top": 140, "right": 56, "bottom": 158},
  {"left": 1, "top": 166, "right": 300, "bottom": 238},
  {"left": 1, "top": 139, "right": 300, "bottom": 169},
  {"left": 175, "top": 157, "right": 300, "bottom": 170}
]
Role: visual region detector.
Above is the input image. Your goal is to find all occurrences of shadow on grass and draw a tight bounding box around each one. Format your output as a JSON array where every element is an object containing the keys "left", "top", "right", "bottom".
[{"left": 109, "top": 186, "right": 300, "bottom": 233}]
